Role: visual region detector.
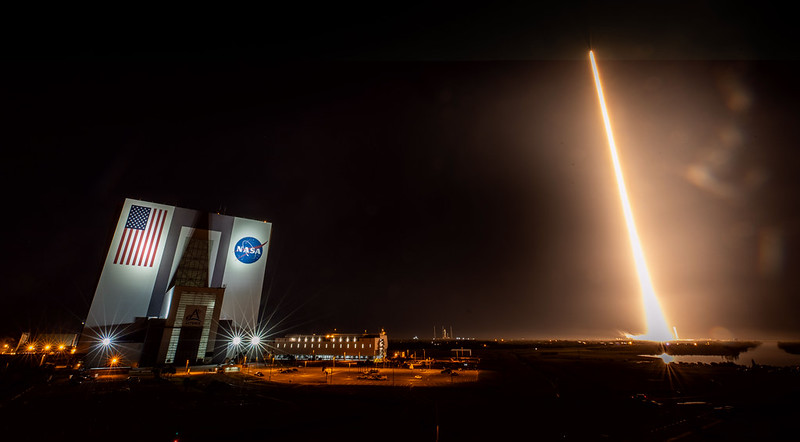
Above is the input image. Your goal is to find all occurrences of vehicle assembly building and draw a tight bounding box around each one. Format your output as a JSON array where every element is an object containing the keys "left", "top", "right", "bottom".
[{"left": 78, "top": 198, "right": 272, "bottom": 367}]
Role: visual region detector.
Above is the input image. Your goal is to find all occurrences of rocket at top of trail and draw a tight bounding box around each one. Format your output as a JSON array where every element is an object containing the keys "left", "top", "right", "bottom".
[{"left": 588, "top": 51, "right": 675, "bottom": 342}]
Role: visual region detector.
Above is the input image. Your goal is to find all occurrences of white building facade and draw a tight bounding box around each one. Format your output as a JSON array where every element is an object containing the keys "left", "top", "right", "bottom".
[{"left": 79, "top": 198, "right": 272, "bottom": 367}]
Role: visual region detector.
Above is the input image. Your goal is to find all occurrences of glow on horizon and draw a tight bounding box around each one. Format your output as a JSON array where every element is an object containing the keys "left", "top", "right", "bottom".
[{"left": 589, "top": 51, "right": 675, "bottom": 342}]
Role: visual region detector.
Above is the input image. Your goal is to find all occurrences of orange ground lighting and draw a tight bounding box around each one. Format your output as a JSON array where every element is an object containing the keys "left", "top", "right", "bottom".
[{"left": 589, "top": 51, "right": 674, "bottom": 342}]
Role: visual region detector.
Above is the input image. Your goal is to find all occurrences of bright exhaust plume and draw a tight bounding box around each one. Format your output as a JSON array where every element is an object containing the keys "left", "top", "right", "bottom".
[{"left": 589, "top": 51, "right": 674, "bottom": 342}]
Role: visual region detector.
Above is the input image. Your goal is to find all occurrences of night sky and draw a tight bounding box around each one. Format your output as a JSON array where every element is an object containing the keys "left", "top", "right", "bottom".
[{"left": 3, "top": 2, "right": 800, "bottom": 341}]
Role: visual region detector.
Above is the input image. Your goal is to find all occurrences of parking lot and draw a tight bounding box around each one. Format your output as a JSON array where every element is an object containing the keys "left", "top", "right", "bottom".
[{"left": 238, "top": 365, "right": 480, "bottom": 387}]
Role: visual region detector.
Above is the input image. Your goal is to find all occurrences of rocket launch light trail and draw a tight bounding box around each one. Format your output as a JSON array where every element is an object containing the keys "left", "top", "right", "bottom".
[{"left": 589, "top": 51, "right": 675, "bottom": 342}]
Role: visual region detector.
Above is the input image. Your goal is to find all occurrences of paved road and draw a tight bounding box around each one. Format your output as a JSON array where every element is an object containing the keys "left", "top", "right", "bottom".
[{"left": 236, "top": 366, "right": 480, "bottom": 387}]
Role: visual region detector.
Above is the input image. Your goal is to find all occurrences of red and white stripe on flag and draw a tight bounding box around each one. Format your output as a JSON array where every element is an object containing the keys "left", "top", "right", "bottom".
[{"left": 113, "top": 205, "right": 168, "bottom": 267}]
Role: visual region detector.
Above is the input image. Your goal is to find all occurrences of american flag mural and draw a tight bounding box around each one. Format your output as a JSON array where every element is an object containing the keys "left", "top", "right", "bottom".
[{"left": 113, "top": 204, "right": 167, "bottom": 266}]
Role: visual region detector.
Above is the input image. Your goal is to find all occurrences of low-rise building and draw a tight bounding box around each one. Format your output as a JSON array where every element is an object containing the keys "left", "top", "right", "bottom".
[{"left": 271, "top": 330, "right": 387, "bottom": 361}]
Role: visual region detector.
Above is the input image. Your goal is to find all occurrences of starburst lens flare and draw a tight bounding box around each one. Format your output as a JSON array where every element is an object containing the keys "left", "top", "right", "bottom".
[{"left": 589, "top": 51, "right": 674, "bottom": 342}]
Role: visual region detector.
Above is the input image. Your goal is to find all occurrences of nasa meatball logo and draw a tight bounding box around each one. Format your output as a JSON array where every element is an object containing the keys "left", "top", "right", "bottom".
[{"left": 234, "top": 237, "right": 266, "bottom": 264}]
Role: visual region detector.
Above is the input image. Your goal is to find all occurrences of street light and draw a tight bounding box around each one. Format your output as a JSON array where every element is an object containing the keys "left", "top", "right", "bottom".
[
  {"left": 248, "top": 336, "right": 261, "bottom": 370},
  {"left": 269, "top": 355, "right": 274, "bottom": 381}
]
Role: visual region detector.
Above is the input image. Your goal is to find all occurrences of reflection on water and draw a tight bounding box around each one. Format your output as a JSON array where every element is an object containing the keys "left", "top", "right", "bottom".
[{"left": 673, "top": 341, "right": 800, "bottom": 366}]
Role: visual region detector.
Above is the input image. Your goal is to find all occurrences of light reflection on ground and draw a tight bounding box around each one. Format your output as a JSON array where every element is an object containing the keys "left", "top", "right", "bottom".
[{"left": 672, "top": 341, "right": 800, "bottom": 366}]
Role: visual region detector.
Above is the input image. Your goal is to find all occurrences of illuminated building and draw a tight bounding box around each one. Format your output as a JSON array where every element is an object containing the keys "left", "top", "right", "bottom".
[
  {"left": 271, "top": 331, "right": 388, "bottom": 361},
  {"left": 78, "top": 198, "right": 272, "bottom": 367}
]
